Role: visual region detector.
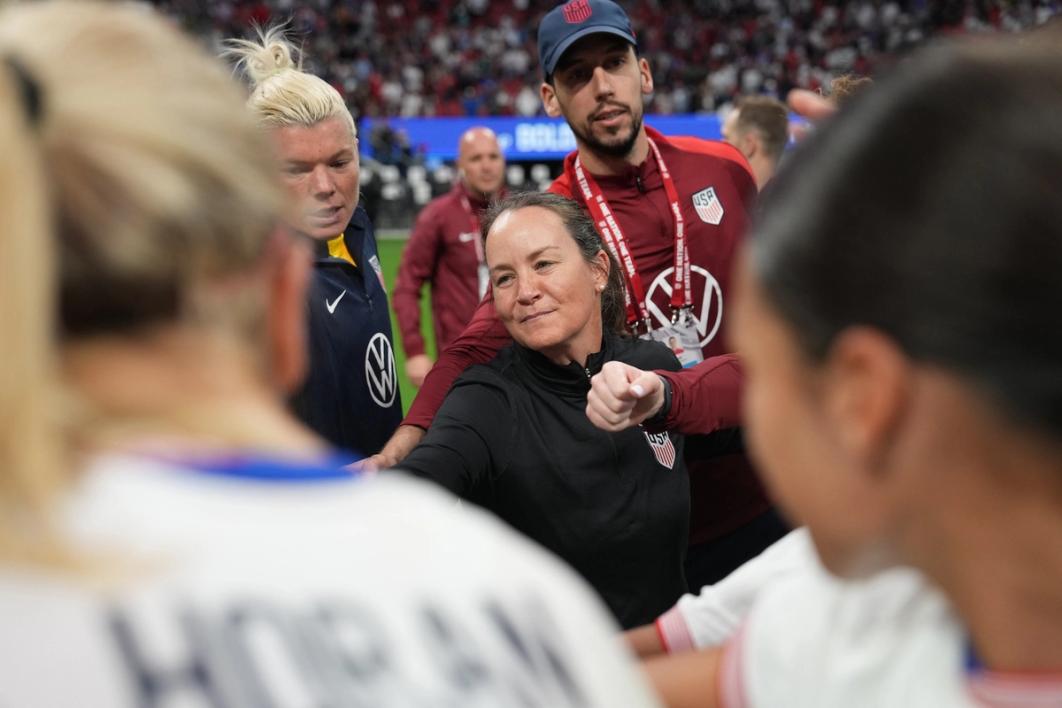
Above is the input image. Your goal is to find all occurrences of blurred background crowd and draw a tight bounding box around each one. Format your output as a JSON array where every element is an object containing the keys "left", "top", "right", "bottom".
[
  {"left": 155, "top": 0, "right": 1059, "bottom": 120},
  {"left": 149, "top": 0, "right": 1059, "bottom": 232},
  {"left": 142, "top": 0, "right": 1059, "bottom": 407}
]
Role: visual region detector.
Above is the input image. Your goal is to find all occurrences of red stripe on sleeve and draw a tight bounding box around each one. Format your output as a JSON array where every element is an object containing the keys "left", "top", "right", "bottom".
[
  {"left": 656, "top": 605, "right": 697, "bottom": 654},
  {"left": 718, "top": 624, "right": 750, "bottom": 708}
]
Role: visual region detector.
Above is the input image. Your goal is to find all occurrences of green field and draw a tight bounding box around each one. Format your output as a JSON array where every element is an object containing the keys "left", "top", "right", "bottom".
[{"left": 378, "top": 235, "right": 435, "bottom": 415}]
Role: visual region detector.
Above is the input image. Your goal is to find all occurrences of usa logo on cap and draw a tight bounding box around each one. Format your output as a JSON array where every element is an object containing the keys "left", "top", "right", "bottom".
[
  {"left": 644, "top": 431, "right": 677, "bottom": 469},
  {"left": 563, "top": 0, "right": 593, "bottom": 23},
  {"left": 692, "top": 186, "right": 724, "bottom": 225}
]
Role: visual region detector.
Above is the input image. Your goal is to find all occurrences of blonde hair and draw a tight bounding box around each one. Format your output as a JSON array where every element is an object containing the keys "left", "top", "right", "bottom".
[
  {"left": 224, "top": 26, "right": 357, "bottom": 137},
  {"left": 0, "top": 59, "right": 62, "bottom": 566},
  {"left": 0, "top": 0, "right": 286, "bottom": 567}
]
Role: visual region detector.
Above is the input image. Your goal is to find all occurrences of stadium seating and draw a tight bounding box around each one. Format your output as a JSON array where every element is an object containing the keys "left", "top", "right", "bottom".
[{"left": 153, "top": 0, "right": 1058, "bottom": 228}]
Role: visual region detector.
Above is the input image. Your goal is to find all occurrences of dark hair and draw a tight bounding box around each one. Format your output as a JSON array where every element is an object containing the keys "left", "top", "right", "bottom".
[
  {"left": 733, "top": 95, "right": 789, "bottom": 163},
  {"left": 752, "top": 38, "right": 1062, "bottom": 438},
  {"left": 481, "top": 191, "right": 628, "bottom": 335}
]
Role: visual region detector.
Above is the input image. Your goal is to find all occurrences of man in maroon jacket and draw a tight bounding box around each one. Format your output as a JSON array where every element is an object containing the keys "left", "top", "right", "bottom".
[
  {"left": 392, "top": 127, "right": 505, "bottom": 387},
  {"left": 373, "top": 0, "right": 787, "bottom": 590}
]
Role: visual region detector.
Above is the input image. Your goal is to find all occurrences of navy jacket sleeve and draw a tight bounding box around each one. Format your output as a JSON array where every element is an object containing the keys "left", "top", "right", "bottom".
[{"left": 395, "top": 368, "right": 513, "bottom": 496}]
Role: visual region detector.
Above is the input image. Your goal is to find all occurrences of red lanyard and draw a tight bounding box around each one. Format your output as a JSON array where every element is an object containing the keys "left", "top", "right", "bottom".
[
  {"left": 572, "top": 137, "right": 690, "bottom": 331},
  {"left": 459, "top": 192, "right": 486, "bottom": 268}
]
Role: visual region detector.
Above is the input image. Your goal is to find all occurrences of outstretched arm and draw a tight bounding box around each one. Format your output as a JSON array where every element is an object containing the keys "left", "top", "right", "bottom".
[
  {"left": 642, "top": 648, "right": 724, "bottom": 708},
  {"left": 395, "top": 375, "right": 512, "bottom": 496},
  {"left": 587, "top": 355, "right": 743, "bottom": 436}
]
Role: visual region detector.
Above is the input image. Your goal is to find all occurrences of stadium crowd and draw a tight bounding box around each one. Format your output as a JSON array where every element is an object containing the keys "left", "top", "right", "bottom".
[
  {"left": 2, "top": 0, "right": 1062, "bottom": 705},
  {"left": 153, "top": 0, "right": 1059, "bottom": 120}
]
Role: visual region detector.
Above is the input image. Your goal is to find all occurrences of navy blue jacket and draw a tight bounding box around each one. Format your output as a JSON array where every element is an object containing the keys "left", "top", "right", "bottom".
[{"left": 290, "top": 207, "right": 402, "bottom": 456}]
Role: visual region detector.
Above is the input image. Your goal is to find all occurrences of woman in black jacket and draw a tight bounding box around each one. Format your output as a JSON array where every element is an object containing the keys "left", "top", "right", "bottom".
[{"left": 399, "top": 192, "right": 689, "bottom": 629}]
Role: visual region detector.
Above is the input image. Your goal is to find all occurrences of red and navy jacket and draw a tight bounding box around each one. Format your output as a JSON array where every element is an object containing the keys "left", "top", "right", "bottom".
[
  {"left": 404, "top": 127, "right": 767, "bottom": 546},
  {"left": 392, "top": 182, "right": 495, "bottom": 357},
  {"left": 290, "top": 206, "right": 402, "bottom": 457}
]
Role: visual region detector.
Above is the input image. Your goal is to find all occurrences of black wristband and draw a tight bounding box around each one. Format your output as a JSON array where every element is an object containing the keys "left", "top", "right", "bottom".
[{"left": 644, "top": 375, "right": 673, "bottom": 426}]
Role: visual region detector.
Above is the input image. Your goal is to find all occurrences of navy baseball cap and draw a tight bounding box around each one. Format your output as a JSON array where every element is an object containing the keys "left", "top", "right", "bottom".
[{"left": 538, "top": 0, "right": 638, "bottom": 77}]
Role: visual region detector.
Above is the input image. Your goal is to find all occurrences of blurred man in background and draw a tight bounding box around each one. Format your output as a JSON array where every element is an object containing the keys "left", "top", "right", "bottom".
[
  {"left": 720, "top": 96, "right": 789, "bottom": 190},
  {"left": 393, "top": 127, "right": 506, "bottom": 387}
]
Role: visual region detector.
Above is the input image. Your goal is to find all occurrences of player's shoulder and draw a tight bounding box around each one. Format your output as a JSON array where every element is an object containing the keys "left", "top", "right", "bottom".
[
  {"left": 449, "top": 352, "right": 521, "bottom": 406},
  {"left": 74, "top": 453, "right": 520, "bottom": 557},
  {"left": 736, "top": 553, "right": 959, "bottom": 705},
  {"left": 365, "top": 474, "right": 599, "bottom": 595},
  {"left": 749, "top": 552, "right": 945, "bottom": 640},
  {"left": 667, "top": 134, "right": 754, "bottom": 180},
  {"left": 548, "top": 165, "right": 574, "bottom": 198},
  {"left": 547, "top": 169, "right": 573, "bottom": 195}
]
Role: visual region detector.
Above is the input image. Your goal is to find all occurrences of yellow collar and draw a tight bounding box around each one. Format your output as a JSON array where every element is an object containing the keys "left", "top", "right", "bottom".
[{"left": 326, "top": 234, "right": 356, "bottom": 266}]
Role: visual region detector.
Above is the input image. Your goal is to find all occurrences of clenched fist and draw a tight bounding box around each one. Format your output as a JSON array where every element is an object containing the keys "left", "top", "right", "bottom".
[{"left": 586, "top": 361, "right": 667, "bottom": 432}]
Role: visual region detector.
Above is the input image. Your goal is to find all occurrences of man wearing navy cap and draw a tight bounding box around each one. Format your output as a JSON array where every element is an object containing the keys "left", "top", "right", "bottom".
[{"left": 375, "top": 0, "right": 786, "bottom": 597}]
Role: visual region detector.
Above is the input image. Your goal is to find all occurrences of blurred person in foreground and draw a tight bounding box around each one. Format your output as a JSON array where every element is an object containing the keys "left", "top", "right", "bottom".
[
  {"left": 720, "top": 96, "right": 789, "bottom": 191},
  {"left": 376, "top": 0, "right": 788, "bottom": 593},
  {"left": 640, "top": 35, "right": 1062, "bottom": 706},
  {"left": 0, "top": 4, "right": 667, "bottom": 705},
  {"left": 226, "top": 28, "right": 401, "bottom": 457},
  {"left": 393, "top": 127, "right": 506, "bottom": 388}
]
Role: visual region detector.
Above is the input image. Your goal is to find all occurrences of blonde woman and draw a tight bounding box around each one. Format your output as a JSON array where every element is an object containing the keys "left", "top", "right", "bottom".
[
  {"left": 0, "top": 3, "right": 663, "bottom": 706},
  {"left": 226, "top": 28, "right": 401, "bottom": 458}
]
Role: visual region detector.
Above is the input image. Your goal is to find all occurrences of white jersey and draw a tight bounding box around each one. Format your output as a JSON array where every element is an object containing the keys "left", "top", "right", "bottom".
[
  {"left": 0, "top": 454, "right": 661, "bottom": 708},
  {"left": 716, "top": 534, "right": 1062, "bottom": 708},
  {"left": 656, "top": 529, "right": 810, "bottom": 652}
]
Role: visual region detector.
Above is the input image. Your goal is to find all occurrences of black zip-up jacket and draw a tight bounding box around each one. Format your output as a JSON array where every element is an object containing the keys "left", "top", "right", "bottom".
[
  {"left": 290, "top": 207, "right": 402, "bottom": 457},
  {"left": 399, "top": 333, "right": 689, "bottom": 629}
]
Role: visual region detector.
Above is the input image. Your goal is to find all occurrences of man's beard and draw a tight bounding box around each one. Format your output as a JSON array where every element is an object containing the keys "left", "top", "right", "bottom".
[{"left": 573, "top": 108, "right": 643, "bottom": 159}]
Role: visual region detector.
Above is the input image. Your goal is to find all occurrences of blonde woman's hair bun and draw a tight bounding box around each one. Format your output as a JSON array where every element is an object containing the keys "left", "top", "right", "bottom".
[
  {"left": 225, "top": 25, "right": 300, "bottom": 88},
  {"left": 223, "top": 23, "right": 356, "bottom": 136}
]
